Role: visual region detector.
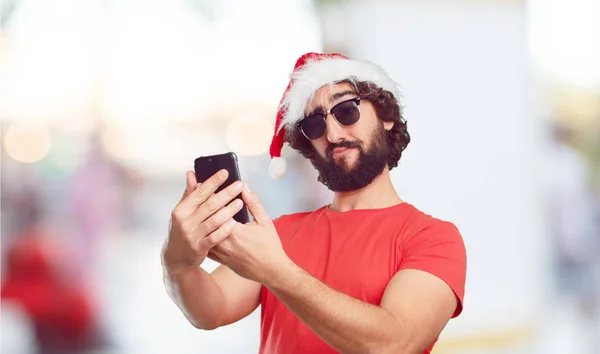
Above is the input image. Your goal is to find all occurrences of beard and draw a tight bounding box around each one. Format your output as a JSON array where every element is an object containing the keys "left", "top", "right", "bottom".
[{"left": 311, "top": 125, "right": 389, "bottom": 192}]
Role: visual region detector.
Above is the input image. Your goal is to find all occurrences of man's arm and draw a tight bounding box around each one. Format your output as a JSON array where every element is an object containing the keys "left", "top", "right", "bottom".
[
  {"left": 163, "top": 263, "right": 262, "bottom": 330},
  {"left": 162, "top": 170, "right": 262, "bottom": 330},
  {"left": 267, "top": 263, "right": 457, "bottom": 354}
]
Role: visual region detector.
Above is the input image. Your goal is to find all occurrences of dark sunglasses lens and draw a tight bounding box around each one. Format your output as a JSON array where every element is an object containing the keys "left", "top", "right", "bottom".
[
  {"left": 332, "top": 100, "right": 360, "bottom": 126},
  {"left": 302, "top": 115, "right": 326, "bottom": 140}
]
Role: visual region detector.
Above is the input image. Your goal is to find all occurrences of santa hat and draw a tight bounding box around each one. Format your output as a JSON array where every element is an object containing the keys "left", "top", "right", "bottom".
[{"left": 268, "top": 52, "right": 402, "bottom": 179}]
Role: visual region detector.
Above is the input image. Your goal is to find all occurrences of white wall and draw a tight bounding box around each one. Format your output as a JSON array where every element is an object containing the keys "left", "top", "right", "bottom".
[{"left": 344, "top": 0, "right": 547, "bottom": 338}]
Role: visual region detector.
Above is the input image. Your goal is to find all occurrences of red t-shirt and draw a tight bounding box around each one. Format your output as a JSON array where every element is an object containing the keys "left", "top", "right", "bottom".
[{"left": 259, "top": 202, "right": 466, "bottom": 354}]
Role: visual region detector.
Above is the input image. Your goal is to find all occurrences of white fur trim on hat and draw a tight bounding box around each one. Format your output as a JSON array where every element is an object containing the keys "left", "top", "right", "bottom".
[
  {"left": 277, "top": 57, "right": 401, "bottom": 133},
  {"left": 269, "top": 156, "right": 287, "bottom": 179}
]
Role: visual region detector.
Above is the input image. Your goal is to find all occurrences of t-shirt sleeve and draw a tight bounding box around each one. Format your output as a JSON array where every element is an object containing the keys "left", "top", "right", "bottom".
[
  {"left": 272, "top": 215, "right": 293, "bottom": 250},
  {"left": 397, "top": 221, "right": 467, "bottom": 318},
  {"left": 273, "top": 216, "right": 289, "bottom": 236}
]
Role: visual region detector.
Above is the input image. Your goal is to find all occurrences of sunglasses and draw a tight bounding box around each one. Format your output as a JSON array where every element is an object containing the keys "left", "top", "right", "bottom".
[{"left": 295, "top": 97, "right": 361, "bottom": 140}]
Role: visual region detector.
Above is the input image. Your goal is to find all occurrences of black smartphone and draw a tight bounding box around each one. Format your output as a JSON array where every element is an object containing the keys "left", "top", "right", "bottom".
[{"left": 194, "top": 152, "right": 250, "bottom": 224}]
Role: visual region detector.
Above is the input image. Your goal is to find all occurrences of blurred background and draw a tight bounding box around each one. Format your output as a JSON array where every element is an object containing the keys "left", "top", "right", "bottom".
[{"left": 1, "top": 0, "right": 598, "bottom": 353}]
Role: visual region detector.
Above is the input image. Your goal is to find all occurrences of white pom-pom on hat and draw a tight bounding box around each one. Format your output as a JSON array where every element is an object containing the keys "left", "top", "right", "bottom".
[{"left": 268, "top": 156, "right": 287, "bottom": 180}]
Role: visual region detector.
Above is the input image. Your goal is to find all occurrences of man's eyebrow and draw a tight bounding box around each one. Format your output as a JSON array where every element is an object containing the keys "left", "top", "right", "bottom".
[
  {"left": 305, "top": 90, "right": 357, "bottom": 118},
  {"left": 329, "top": 90, "right": 356, "bottom": 102}
]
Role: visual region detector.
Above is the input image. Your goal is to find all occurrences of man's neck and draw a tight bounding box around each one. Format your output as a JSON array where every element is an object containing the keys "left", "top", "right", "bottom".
[{"left": 329, "top": 168, "right": 402, "bottom": 212}]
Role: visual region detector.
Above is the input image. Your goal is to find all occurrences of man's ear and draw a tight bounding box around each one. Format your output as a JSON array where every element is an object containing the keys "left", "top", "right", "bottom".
[{"left": 384, "top": 120, "right": 394, "bottom": 131}]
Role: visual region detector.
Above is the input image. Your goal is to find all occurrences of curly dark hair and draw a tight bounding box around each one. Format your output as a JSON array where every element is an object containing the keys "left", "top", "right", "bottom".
[{"left": 285, "top": 80, "right": 411, "bottom": 170}]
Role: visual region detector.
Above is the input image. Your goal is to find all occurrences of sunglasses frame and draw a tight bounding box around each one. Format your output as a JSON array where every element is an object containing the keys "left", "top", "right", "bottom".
[{"left": 295, "top": 97, "right": 362, "bottom": 140}]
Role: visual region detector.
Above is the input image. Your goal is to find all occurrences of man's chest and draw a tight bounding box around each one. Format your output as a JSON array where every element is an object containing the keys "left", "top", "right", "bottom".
[{"left": 282, "top": 226, "right": 400, "bottom": 304}]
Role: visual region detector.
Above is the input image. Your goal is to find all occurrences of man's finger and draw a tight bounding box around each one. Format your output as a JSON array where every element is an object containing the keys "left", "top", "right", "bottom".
[
  {"left": 180, "top": 171, "right": 197, "bottom": 201},
  {"left": 207, "top": 250, "right": 224, "bottom": 264},
  {"left": 194, "top": 181, "right": 244, "bottom": 223},
  {"left": 241, "top": 184, "right": 270, "bottom": 225},
  {"left": 199, "top": 217, "right": 236, "bottom": 250},
  {"left": 197, "top": 198, "right": 244, "bottom": 236},
  {"left": 209, "top": 248, "right": 230, "bottom": 266},
  {"left": 179, "top": 169, "right": 229, "bottom": 211}
]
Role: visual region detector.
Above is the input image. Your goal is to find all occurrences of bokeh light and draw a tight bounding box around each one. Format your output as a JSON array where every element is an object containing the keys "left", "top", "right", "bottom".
[
  {"left": 3, "top": 123, "right": 52, "bottom": 163},
  {"left": 226, "top": 115, "right": 273, "bottom": 157}
]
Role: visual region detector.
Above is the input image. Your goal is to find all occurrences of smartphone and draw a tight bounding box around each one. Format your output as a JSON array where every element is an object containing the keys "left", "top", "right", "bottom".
[{"left": 194, "top": 152, "right": 250, "bottom": 224}]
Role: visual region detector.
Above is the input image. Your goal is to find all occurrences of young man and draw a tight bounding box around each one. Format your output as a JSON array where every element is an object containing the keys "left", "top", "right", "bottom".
[{"left": 162, "top": 52, "right": 467, "bottom": 354}]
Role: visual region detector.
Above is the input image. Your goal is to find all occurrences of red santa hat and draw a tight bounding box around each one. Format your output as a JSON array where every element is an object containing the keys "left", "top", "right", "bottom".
[{"left": 268, "top": 52, "right": 402, "bottom": 179}]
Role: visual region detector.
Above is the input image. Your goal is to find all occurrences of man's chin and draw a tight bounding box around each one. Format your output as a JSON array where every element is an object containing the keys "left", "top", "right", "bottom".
[{"left": 332, "top": 155, "right": 359, "bottom": 170}]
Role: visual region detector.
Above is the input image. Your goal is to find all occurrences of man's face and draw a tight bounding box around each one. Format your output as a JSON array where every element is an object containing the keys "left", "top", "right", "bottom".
[{"left": 303, "top": 83, "right": 394, "bottom": 192}]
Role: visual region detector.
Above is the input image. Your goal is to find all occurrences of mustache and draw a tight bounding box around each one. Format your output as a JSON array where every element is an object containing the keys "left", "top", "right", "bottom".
[{"left": 326, "top": 140, "right": 361, "bottom": 157}]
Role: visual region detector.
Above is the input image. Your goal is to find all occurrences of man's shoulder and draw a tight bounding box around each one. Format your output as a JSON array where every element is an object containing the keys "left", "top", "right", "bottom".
[
  {"left": 273, "top": 206, "right": 327, "bottom": 228},
  {"left": 399, "top": 203, "right": 462, "bottom": 239}
]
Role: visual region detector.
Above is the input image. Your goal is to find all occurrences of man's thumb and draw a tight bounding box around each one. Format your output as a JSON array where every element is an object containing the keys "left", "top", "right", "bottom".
[{"left": 181, "top": 171, "right": 197, "bottom": 200}]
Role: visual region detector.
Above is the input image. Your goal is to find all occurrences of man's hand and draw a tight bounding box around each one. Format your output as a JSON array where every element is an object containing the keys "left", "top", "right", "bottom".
[
  {"left": 162, "top": 170, "right": 245, "bottom": 272},
  {"left": 210, "top": 184, "right": 290, "bottom": 285}
]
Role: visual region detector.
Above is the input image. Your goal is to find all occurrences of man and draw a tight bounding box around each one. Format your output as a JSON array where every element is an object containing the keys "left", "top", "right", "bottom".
[{"left": 162, "top": 52, "right": 467, "bottom": 354}]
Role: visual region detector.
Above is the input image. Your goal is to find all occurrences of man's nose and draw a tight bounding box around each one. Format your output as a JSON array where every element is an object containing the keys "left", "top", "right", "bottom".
[{"left": 324, "top": 113, "right": 347, "bottom": 143}]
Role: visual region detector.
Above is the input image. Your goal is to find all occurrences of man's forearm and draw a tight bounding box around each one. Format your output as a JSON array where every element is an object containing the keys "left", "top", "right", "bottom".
[
  {"left": 162, "top": 264, "right": 226, "bottom": 330},
  {"left": 266, "top": 261, "right": 409, "bottom": 354}
]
